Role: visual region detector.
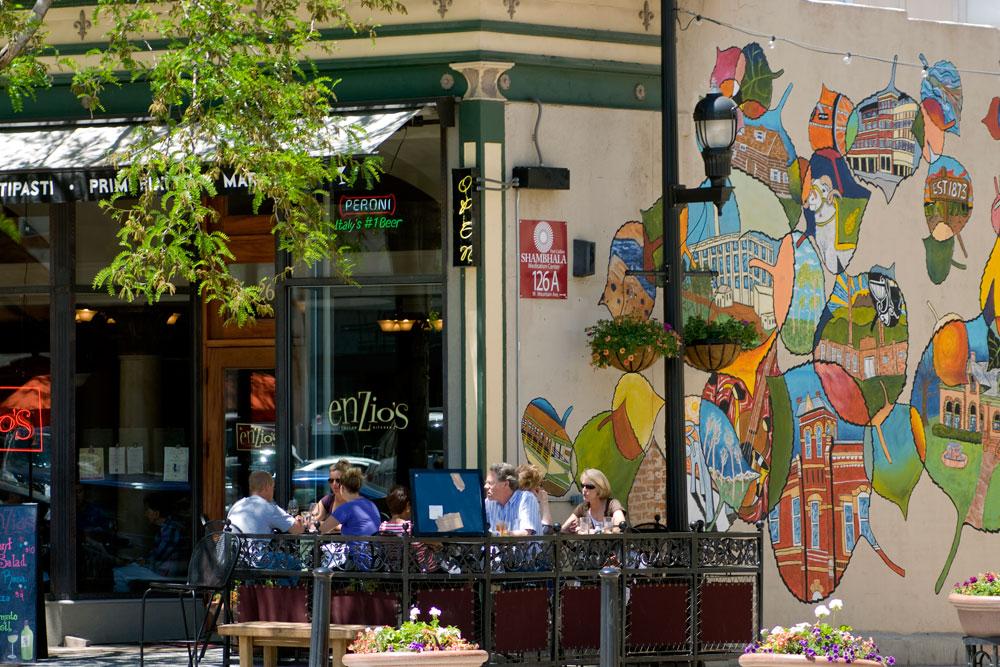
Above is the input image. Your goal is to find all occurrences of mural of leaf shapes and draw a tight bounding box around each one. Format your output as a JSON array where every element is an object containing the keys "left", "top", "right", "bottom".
[
  {"left": 684, "top": 230, "right": 783, "bottom": 343},
  {"left": 601, "top": 221, "right": 657, "bottom": 319},
  {"left": 702, "top": 341, "right": 780, "bottom": 522},
  {"left": 640, "top": 198, "right": 666, "bottom": 287},
  {"left": 766, "top": 363, "right": 901, "bottom": 602},
  {"left": 845, "top": 58, "right": 921, "bottom": 203},
  {"left": 765, "top": 369, "right": 793, "bottom": 511},
  {"left": 730, "top": 171, "right": 796, "bottom": 239},
  {"left": 739, "top": 43, "right": 784, "bottom": 119},
  {"left": 697, "top": 399, "right": 757, "bottom": 528},
  {"left": 920, "top": 54, "right": 963, "bottom": 136},
  {"left": 979, "top": 238, "right": 1000, "bottom": 320},
  {"left": 982, "top": 97, "right": 1000, "bottom": 140},
  {"left": 780, "top": 232, "right": 825, "bottom": 354},
  {"left": 923, "top": 156, "right": 972, "bottom": 283},
  {"left": 749, "top": 233, "right": 796, "bottom": 332},
  {"left": 732, "top": 83, "right": 801, "bottom": 227},
  {"left": 574, "top": 374, "right": 664, "bottom": 509},
  {"left": 520, "top": 398, "right": 575, "bottom": 497},
  {"left": 808, "top": 85, "right": 854, "bottom": 155},
  {"left": 685, "top": 395, "right": 718, "bottom": 527},
  {"left": 862, "top": 403, "right": 922, "bottom": 518},
  {"left": 813, "top": 269, "right": 909, "bottom": 415},
  {"left": 909, "top": 312, "right": 1000, "bottom": 592},
  {"left": 802, "top": 149, "right": 871, "bottom": 274},
  {"left": 574, "top": 409, "right": 643, "bottom": 512},
  {"left": 684, "top": 178, "right": 741, "bottom": 247},
  {"left": 711, "top": 46, "right": 746, "bottom": 101},
  {"left": 920, "top": 100, "right": 946, "bottom": 163},
  {"left": 610, "top": 372, "right": 665, "bottom": 458}
]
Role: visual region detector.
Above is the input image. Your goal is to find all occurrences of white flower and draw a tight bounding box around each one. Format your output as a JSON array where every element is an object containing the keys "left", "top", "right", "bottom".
[
  {"left": 792, "top": 622, "right": 810, "bottom": 631},
  {"left": 814, "top": 605, "right": 830, "bottom": 618},
  {"left": 429, "top": 606, "right": 442, "bottom": 618},
  {"left": 829, "top": 599, "right": 844, "bottom": 611},
  {"left": 760, "top": 629, "right": 770, "bottom": 637},
  {"left": 409, "top": 607, "right": 421, "bottom": 621},
  {"left": 771, "top": 625, "right": 785, "bottom": 635}
]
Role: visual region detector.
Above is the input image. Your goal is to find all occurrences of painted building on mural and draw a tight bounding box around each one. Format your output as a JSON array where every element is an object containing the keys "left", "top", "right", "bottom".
[
  {"left": 770, "top": 392, "right": 868, "bottom": 601},
  {"left": 938, "top": 354, "right": 1000, "bottom": 440}
]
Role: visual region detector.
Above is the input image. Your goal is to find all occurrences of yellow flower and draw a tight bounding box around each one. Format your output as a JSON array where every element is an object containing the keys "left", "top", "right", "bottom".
[
  {"left": 619, "top": 347, "right": 625, "bottom": 354},
  {"left": 602, "top": 349, "right": 609, "bottom": 356},
  {"left": 627, "top": 354, "right": 635, "bottom": 361}
]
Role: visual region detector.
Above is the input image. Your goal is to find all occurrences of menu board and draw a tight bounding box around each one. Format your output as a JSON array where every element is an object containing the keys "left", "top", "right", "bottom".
[
  {"left": 0, "top": 504, "right": 38, "bottom": 662},
  {"left": 410, "top": 469, "right": 486, "bottom": 537}
]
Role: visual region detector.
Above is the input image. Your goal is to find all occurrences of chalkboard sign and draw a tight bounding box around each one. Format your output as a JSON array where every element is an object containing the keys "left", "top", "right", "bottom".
[
  {"left": 410, "top": 469, "right": 487, "bottom": 537},
  {"left": 0, "top": 504, "right": 38, "bottom": 662}
]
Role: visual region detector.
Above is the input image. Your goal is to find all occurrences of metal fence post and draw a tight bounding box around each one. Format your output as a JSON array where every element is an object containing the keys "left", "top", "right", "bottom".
[
  {"left": 309, "top": 567, "right": 333, "bottom": 667},
  {"left": 600, "top": 565, "right": 621, "bottom": 667}
]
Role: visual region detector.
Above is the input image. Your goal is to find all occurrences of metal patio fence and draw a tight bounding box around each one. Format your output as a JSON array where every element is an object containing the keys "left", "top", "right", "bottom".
[{"left": 229, "top": 529, "right": 762, "bottom": 665}]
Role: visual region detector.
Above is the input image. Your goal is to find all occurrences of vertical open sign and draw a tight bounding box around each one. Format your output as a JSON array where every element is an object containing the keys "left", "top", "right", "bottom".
[{"left": 452, "top": 168, "right": 479, "bottom": 267}]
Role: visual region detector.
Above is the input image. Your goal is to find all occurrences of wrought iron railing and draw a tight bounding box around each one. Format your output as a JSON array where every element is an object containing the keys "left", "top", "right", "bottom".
[{"left": 229, "top": 529, "right": 762, "bottom": 665}]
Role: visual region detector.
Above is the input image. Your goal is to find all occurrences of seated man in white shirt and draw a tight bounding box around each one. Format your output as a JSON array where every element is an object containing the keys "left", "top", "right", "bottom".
[
  {"left": 227, "top": 470, "right": 305, "bottom": 535},
  {"left": 483, "top": 462, "right": 542, "bottom": 536}
]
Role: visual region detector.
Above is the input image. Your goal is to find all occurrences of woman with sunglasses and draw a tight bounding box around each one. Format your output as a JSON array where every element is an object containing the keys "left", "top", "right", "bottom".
[
  {"left": 310, "top": 458, "right": 351, "bottom": 529},
  {"left": 561, "top": 468, "right": 626, "bottom": 534}
]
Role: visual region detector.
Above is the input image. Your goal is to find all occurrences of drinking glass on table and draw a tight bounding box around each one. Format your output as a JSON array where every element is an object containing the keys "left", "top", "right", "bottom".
[
  {"left": 495, "top": 520, "right": 508, "bottom": 536},
  {"left": 603, "top": 517, "right": 614, "bottom": 533}
]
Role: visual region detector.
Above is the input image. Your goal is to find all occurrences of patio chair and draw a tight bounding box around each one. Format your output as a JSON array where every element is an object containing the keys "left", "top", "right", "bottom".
[{"left": 139, "top": 530, "right": 243, "bottom": 667}]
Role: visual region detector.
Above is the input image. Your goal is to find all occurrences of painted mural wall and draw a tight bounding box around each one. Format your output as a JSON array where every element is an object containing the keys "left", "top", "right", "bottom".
[{"left": 507, "top": 0, "right": 1000, "bottom": 640}]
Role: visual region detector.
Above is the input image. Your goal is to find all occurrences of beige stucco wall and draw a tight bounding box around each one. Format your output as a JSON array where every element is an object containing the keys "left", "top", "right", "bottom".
[{"left": 673, "top": 0, "right": 1000, "bottom": 645}]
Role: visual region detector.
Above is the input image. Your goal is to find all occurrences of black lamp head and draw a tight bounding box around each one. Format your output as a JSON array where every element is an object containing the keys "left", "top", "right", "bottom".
[{"left": 693, "top": 89, "right": 739, "bottom": 188}]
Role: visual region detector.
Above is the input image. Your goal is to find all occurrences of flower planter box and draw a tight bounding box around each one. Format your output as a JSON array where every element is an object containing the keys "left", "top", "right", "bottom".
[
  {"left": 343, "top": 650, "right": 489, "bottom": 666},
  {"left": 948, "top": 593, "right": 1000, "bottom": 637},
  {"left": 684, "top": 341, "right": 742, "bottom": 372},
  {"left": 739, "top": 653, "right": 881, "bottom": 667},
  {"left": 607, "top": 345, "right": 661, "bottom": 373}
]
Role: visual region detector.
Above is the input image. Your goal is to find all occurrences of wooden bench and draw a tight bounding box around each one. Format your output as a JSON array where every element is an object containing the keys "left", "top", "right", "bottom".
[{"left": 218, "top": 621, "right": 365, "bottom": 667}]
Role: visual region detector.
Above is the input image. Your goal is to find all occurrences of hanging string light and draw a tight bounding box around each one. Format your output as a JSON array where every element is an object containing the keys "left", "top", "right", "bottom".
[{"left": 676, "top": 7, "right": 1000, "bottom": 78}]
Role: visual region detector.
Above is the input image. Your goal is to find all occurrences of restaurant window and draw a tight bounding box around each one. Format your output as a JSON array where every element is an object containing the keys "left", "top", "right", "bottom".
[
  {"left": 0, "top": 295, "right": 51, "bottom": 592},
  {"left": 0, "top": 204, "right": 50, "bottom": 287},
  {"left": 75, "top": 201, "right": 193, "bottom": 595},
  {"left": 289, "top": 285, "right": 443, "bottom": 509}
]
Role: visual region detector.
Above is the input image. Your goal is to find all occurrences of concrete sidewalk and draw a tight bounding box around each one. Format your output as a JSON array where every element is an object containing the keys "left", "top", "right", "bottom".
[{"left": 26, "top": 644, "right": 311, "bottom": 666}]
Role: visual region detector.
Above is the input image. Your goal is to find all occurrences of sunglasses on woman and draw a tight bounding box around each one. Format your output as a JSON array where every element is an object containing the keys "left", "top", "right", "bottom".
[
  {"left": 581, "top": 483, "right": 596, "bottom": 490},
  {"left": 328, "top": 478, "right": 340, "bottom": 484}
]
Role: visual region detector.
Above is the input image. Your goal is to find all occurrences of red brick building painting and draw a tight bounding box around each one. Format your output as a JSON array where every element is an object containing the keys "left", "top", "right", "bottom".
[{"left": 769, "top": 391, "right": 872, "bottom": 600}]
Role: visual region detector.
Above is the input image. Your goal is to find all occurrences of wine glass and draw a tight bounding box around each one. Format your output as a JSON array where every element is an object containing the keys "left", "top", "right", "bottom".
[{"left": 6, "top": 633, "right": 17, "bottom": 660}]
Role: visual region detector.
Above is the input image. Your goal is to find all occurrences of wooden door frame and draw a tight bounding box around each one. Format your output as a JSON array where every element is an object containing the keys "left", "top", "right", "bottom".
[{"left": 202, "top": 345, "right": 275, "bottom": 520}]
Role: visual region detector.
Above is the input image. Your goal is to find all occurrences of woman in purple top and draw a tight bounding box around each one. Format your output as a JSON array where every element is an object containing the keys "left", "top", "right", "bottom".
[{"left": 319, "top": 467, "right": 380, "bottom": 536}]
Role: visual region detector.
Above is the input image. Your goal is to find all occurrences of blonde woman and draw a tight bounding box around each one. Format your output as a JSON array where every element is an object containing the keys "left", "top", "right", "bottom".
[
  {"left": 517, "top": 463, "right": 555, "bottom": 534},
  {"left": 561, "top": 468, "right": 626, "bottom": 534}
]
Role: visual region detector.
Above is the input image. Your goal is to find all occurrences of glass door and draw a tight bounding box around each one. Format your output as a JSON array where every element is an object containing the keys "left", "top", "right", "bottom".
[{"left": 204, "top": 347, "right": 275, "bottom": 519}]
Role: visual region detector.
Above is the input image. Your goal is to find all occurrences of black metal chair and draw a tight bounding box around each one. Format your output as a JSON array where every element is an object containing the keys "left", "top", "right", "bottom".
[
  {"left": 139, "top": 530, "right": 243, "bottom": 666},
  {"left": 630, "top": 513, "right": 669, "bottom": 533}
]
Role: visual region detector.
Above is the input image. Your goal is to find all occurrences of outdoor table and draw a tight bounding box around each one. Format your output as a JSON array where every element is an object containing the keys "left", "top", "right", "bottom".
[{"left": 218, "top": 621, "right": 364, "bottom": 667}]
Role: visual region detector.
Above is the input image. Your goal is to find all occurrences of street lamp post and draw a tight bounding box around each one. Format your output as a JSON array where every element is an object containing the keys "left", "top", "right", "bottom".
[{"left": 661, "top": 0, "right": 738, "bottom": 532}]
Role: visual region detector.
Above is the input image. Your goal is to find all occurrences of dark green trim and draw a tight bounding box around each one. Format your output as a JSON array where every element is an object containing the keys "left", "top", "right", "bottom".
[
  {"left": 0, "top": 50, "right": 659, "bottom": 122},
  {"left": 458, "top": 100, "right": 505, "bottom": 144},
  {"left": 459, "top": 266, "right": 467, "bottom": 469}
]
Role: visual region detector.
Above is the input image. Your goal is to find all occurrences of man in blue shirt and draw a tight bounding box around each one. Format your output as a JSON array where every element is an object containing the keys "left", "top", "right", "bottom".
[{"left": 484, "top": 462, "right": 542, "bottom": 536}]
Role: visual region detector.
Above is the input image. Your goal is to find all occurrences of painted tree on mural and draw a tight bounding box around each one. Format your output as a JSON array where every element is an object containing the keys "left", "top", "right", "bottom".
[{"left": 0, "top": 0, "right": 406, "bottom": 324}]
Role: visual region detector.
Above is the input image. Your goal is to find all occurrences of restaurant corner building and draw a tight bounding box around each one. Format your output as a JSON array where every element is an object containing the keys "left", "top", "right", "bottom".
[{"left": 0, "top": 0, "right": 996, "bottom": 660}]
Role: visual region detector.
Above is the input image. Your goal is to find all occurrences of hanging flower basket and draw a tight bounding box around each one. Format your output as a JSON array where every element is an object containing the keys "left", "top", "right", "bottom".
[
  {"left": 607, "top": 344, "right": 661, "bottom": 372},
  {"left": 586, "top": 315, "right": 680, "bottom": 372},
  {"left": 684, "top": 341, "right": 742, "bottom": 372},
  {"left": 682, "top": 316, "right": 758, "bottom": 372}
]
